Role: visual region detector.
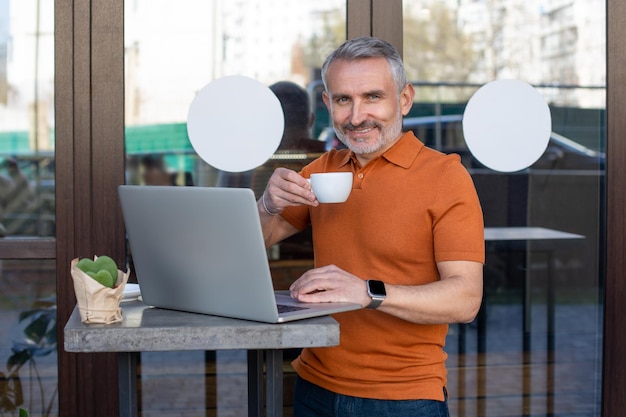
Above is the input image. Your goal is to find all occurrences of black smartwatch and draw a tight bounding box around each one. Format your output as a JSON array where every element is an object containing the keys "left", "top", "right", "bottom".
[{"left": 366, "top": 280, "right": 386, "bottom": 309}]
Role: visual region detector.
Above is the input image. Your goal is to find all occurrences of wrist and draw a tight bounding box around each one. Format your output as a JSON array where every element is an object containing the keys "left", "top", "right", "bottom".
[{"left": 261, "top": 192, "right": 280, "bottom": 216}]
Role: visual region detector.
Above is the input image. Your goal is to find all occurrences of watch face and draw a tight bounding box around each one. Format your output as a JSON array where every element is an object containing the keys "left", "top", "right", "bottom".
[{"left": 368, "top": 280, "right": 386, "bottom": 296}]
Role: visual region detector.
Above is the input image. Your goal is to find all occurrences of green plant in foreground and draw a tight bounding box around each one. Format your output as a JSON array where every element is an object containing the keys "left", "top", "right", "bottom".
[{"left": 0, "top": 298, "right": 57, "bottom": 417}]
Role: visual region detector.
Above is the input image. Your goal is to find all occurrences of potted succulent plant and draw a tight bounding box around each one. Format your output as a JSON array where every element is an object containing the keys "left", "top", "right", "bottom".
[{"left": 70, "top": 255, "right": 130, "bottom": 324}]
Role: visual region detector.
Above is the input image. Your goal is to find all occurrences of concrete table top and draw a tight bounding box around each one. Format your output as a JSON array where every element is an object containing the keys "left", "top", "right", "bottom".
[{"left": 64, "top": 299, "right": 340, "bottom": 353}]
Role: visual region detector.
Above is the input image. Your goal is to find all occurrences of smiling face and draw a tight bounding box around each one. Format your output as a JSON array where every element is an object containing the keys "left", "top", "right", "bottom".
[{"left": 322, "top": 57, "right": 414, "bottom": 165}]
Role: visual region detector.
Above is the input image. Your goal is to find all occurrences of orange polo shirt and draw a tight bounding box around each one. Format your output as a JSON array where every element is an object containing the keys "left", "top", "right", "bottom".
[{"left": 280, "top": 131, "right": 485, "bottom": 401}]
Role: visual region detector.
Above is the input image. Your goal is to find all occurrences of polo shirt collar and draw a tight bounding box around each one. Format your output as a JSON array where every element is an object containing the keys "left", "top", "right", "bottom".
[
  {"left": 382, "top": 131, "right": 423, "bottom": 169},
  {"left": 337, "top": 131, "right": 423, "bottom": 169}
]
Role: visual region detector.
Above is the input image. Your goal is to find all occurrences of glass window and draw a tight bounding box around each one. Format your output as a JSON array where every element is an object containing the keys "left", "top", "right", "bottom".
[
  {"left": 403, "top": 0, "right": 605, "bottom": 415},
  {"left": 0, "top": 1, "right": 57, "bottom": 416},
  {"left": 125, "top": 0, "right": 344, "bottom": 190},
  {"left": 0, "top": 0, "right": 55, "bottom": 238},
  {"left": 124, "top": 1, "right": 345, "bottom": 414}
]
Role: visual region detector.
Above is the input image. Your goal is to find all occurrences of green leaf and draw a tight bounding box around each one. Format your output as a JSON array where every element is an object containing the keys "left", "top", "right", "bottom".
[
  {"left": 19, "top": 407, "right": 29, "bottom": 417},
  {"left": 22, "top": 314, "right": 52, "bottom": 344},
  {"left": 76, "top": 258, "right": 97, "bottom": 273},
  {"left": 89, "top": 270, "right": 115, "bottom": 288},
  {"left": 18, "top": 309, "right": 40, "bottom": 322},
  {"left": 7, "top": 350, "right": 31, "bottom": 372},
  {"left": 18, "top": 303, "right": 56, "bottom": 322},
  {"left": 94, "top": 256, "right": 119, "bottom": 285}
]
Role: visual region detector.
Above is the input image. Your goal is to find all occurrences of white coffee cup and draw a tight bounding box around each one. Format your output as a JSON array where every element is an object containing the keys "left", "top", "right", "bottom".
[{"left": 308, "top": 172, "right": 353, "bottom": 203}]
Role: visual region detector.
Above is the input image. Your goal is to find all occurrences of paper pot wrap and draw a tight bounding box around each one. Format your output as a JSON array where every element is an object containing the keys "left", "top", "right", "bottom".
[{"left": 70, "top": 257, "right": 130, "bottom": 324}]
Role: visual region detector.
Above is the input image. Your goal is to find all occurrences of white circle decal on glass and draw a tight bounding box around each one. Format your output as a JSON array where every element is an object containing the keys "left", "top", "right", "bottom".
[
  {"left": 462, "top": 79, "right": 551, "bottom": 173},
  {"left": 187, "top": 75, "right": 284, "bottom": 172}
]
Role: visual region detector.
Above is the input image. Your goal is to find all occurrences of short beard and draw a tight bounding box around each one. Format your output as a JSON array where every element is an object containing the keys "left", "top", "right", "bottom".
[{"left": 335, "top": 111, "right": 404, "bottom": 155}]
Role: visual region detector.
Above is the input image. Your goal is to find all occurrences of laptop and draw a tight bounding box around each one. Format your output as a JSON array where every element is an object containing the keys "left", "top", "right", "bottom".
[{"left": 118, "top": 185, "right": 361, "bottom": 323}]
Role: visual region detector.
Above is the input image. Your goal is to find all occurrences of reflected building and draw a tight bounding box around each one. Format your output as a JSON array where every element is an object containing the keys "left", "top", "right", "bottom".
[
  {"left": 456, "top": 0, "right": 604, "bottom": 107},
  {"left": 404, "top": 0, "right": 606, "bottom": 107},
  {"left": 124, "top": 0, "right": 345, "bottom": 127}
]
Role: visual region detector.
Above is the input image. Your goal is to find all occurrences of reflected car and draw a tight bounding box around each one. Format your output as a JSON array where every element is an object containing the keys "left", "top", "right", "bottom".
[{"left": 401, "top": 115, "right": 605, "bottom": 171}]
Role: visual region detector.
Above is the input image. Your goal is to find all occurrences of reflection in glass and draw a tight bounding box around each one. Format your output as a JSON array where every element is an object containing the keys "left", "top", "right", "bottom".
[
  {"left": 0, "top": 2, "right": 57, "bottom": 415},
  {"left": 124, "top": 1, "right": 346, "bottom": 415},
  {"left": 0, "top": 0, "right": 55, "bottom": 238},
  {"left": 0, "top": 259, "right": 57, "bottom": 416},
  {"left": 403, "top": 1, "right": 604, "bottom": 415},
  {"left": 125, "top": 0, "right": 345, "bottom": 189}
]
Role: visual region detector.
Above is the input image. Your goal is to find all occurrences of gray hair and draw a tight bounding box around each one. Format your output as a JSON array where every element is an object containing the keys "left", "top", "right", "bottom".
[{"left": 321, "top": 36, "right": 408, "bottom": 93}]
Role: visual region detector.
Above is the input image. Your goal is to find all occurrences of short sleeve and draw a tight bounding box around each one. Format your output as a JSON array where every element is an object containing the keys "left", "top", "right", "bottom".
[{"left": 431, "top": 159, "right": 485, "bottom": 263}]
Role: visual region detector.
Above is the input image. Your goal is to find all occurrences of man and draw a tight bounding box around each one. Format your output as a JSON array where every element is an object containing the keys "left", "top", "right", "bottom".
[
  {"left": 270, "top": 81, "right": 326, "bottom": 153},
  {"left": 249, "top": 81, "right": 326, "bottom": 197},
  {"left": 258, "top": 37, "right": 484, "bottom": 416},
  {"left": 221, "top": 81, "right": 326, "bottom": 195},
  {"left": 250, "top": 81, "right": 327, "bottom": 260}
]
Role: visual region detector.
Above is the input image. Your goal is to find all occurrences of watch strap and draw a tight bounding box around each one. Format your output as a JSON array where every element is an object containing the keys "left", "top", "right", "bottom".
[{"left": 366, "top": 297, "right": 384, "bottom": 309}]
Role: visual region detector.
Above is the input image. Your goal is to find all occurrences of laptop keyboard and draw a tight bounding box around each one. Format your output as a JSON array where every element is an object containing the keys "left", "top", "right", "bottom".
[{"left": 277, "top": 304, "right": 309, "bottom": 314}]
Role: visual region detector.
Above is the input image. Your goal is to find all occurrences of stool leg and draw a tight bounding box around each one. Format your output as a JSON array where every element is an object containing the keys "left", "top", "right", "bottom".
[{"left": 266, "top": 349, "right": 284, "bottom": 417}]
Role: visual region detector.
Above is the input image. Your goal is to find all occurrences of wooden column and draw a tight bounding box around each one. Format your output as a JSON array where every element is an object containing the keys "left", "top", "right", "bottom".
[
  {"left": 347, "top": 0, "right": 372, "bottom": 39},
  {"left": 55, "top": 0, "right": 126, "bottom": 416},
  {"left": 372, "top": 0, "right": 403, "bottom": 56},
  {"left": 346, "top": 0, "right": 403, "bottom": 56},
  {"left": 603, "top": 0, "right": 626, "bottom": 415}
]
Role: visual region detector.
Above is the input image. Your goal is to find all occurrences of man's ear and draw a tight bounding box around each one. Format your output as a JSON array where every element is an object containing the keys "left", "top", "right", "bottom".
[{"left": 400, "top": 83, "right": 415, "bottom": 116}]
